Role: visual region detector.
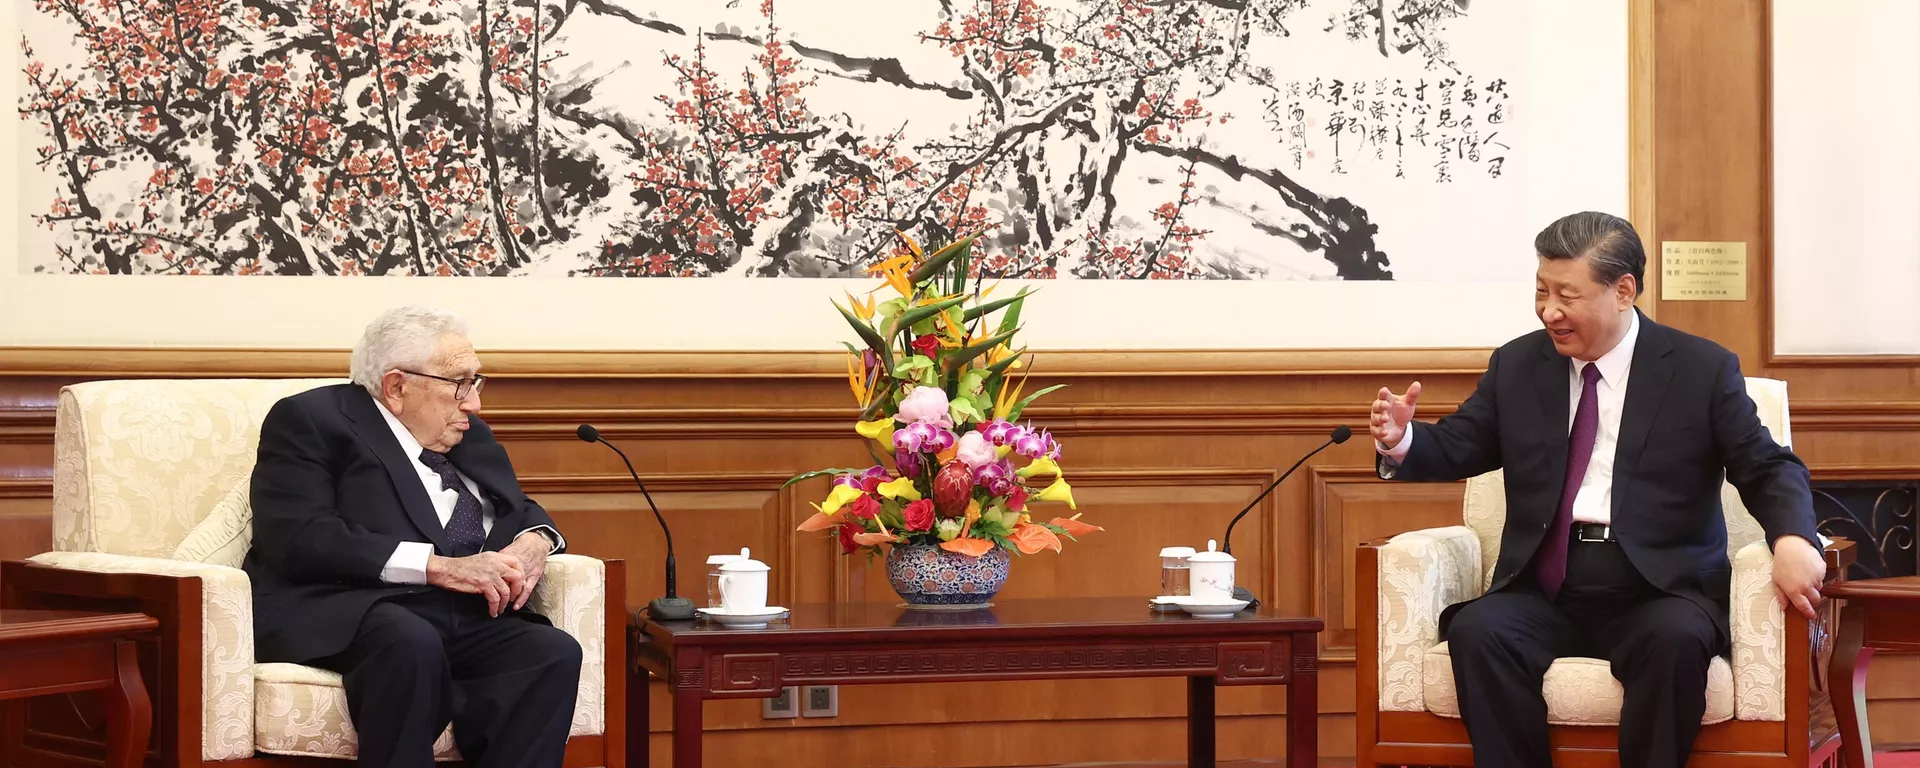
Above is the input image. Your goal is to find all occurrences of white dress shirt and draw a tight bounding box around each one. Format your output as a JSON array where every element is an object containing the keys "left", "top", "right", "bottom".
[
  {"left": 1379, "top": 310, "right": 1640, "bottom": 525},
  {"left": 374, "top": 400, "right": 563, "bottom": 584}
]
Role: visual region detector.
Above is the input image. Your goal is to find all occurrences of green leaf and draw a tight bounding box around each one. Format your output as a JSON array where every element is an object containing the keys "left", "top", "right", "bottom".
[
  {"left": 835, "top": 301, "right": 893, "bottom": 370},
  {"left": 950, "top": 238, "right": 974, "bottom": 296},
  {"left": 1005, "top": 383, "right": 1069, "bottom": 422},
  {"left": 970, "top": 391, "right": 994, "bottom": 418},
  {"left": 782, "top": 467, "right": 874, "bottom": 489},
  {"left": 891, "top": 294, "right": 968, "bottom": 336},
  {"left": 984, "top": 346, "right": 1027, "bottom": 377},
  {"left": 907, "top": 231, "right": 983, "bottom": 284},
  {"left": 892, "top": 355, "right": 935, "bottom": 378},
  {"left": 940, "top": 329, "right": 1020, "bottom": 373},
  {"left": 961, "top": 287, "right": 1033, "bottom": 325},
  {"left": 995, "top": 293, "right": 1026, "bottom": 338},
  {"left": 859, "top": 380, "right": 896, "bottom": 421}
]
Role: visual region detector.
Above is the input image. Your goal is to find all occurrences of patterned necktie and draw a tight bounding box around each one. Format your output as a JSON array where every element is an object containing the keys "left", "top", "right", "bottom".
[
  {"left": 418, "top": 449, "right": 487, "bottom": 556},
  {"left": 1536, "top": 362, "right": 1603, "bottom": 601}
]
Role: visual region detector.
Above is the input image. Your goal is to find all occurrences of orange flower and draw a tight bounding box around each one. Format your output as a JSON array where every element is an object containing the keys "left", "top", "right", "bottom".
[
  {"left": 797, "top": 512, "right": 838, "bottom": 532},
  {"left": 939, "top": 537, "right": 996, "bottom": 557},
  {"left": 1009, "top": 523, "right": 1063, "bottom": 555},
  {"left": 1049, "top": 515, "right": 1103, "bottom": 537},
  {"left": 853, "top": 531, "right": 898, "bottom": 548}
]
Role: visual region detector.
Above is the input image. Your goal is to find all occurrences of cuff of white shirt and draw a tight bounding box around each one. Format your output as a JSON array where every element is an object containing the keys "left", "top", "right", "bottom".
[
  {"left": 518, "top": 525, "right": 565, "bottom": 554},
  {"left": 1375, "top": 426, "right": 1413, "bottom": 462},
  {"left": 381, "top": 541, "right": 435, "bottom": 585}
]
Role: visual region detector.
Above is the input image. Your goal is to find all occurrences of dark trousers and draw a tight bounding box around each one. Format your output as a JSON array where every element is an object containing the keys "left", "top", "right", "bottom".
[
  {"left": 1446, "top": 536, "right": 1726, "bottom": 768},
  {"left": 312, "top": 591, "right": 583, "bottom": 768}
]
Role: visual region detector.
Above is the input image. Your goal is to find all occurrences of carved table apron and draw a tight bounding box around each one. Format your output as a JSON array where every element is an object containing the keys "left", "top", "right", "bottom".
[{"left": 628, "top": 597, "right": 1323, "bottom": 768}]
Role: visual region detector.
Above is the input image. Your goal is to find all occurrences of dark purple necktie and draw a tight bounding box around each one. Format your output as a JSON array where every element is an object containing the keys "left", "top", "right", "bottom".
[
  {"left": 419, "top": 449, "right": 487, "bottom": 556},
  {"left": 1536, "top": 362, "right": 1603, "bottom": 601}
]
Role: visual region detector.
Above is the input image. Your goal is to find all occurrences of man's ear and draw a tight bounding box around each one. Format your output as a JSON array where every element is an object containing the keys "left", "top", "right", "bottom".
[
  {"left": 379, "top": 370, "right": 407, "bottom": 412},
  {"left": 1616, "top": 276, "right": 1638, "bottom": 310}
]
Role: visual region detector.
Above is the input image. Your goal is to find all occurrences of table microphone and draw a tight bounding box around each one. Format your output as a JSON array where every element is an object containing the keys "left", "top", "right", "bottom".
[
  {"left": 577, "top": 424, "right": 696, "bottom": 620},
  {"left": 1220, "top": 424, "right": 1352, "bottom": 608}
]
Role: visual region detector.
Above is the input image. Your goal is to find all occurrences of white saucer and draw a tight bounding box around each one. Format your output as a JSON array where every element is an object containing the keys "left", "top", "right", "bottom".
[
  {"left": 697, "top": 606, "right": 790, "bottom": 627},
  {"left": 1174, "top": 597, "right": 1249, "bottom": 618}
]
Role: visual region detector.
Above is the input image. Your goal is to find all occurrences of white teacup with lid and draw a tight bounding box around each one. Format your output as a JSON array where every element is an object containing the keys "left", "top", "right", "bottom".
[
  {"left": 1187, "top": 539, "right": 1236, "bottom": 603},
  {"left": 717, "top": 548, "right": 770, "bottom": 614}
]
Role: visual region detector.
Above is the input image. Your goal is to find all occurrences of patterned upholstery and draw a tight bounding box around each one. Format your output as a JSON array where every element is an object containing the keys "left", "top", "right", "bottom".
[
  {"left": 35, "top": 379, "right": 609, "bottom": 761},
  {"left": 1374, "top": 377, "right": 1796, "bottom": 723}
]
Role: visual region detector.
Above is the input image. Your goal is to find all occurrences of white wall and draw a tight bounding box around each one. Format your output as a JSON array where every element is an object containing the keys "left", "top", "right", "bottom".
[{"left": 1772, "top": 0, "right": 1920, "bottom": 356}]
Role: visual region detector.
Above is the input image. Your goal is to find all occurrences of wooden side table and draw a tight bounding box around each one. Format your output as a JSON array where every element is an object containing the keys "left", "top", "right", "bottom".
[
  {"left": 0, "top": 610, "right": 158, "bottom": 768},
  {"left": 1828, "top": 576, "right": 1920, "bottom": 768}
]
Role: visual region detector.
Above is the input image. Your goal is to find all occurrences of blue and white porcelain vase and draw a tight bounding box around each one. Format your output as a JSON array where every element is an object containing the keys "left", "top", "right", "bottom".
[{"left": 885, "top": 543, "right": 1009, "bottom": 607}]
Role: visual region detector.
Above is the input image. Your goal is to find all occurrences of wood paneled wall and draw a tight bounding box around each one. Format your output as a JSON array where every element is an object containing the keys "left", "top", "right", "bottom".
[{"left": 0, "top": 1, "right": 1916, "bottom": 765}]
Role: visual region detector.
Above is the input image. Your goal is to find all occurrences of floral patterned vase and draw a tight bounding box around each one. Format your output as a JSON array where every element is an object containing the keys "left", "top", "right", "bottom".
[{"left": 885, "top": 544, "right": 1010, "bottom": 607}]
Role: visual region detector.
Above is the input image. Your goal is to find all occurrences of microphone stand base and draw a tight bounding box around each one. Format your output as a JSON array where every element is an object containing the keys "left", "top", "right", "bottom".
[
  {"left": 648, "top": 596, "right": 697, "bottom": 621},
  {"left": 1231, "top": 586, "right": 1260, "bottom": 610}
]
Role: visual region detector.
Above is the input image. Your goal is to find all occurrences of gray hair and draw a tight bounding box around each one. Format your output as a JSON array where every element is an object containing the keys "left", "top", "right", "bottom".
[
  {"left": 349, "top": 306, "right": 471, "bottom": 396},
  {"left": 1534, "top": 211, "right": 1646, "bottom": 295}
]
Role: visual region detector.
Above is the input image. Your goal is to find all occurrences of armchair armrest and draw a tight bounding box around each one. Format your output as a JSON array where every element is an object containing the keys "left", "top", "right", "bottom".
[
  {"left": 1824, "top": 537, "right": 1857, "bottom": 582},
  {"left": 527, "top": 555, "right": 624, "bottom": 740},
  {"left": 1, "top": 552, "right": 255, "bottom": 762},
  {"left": 1364, "top": 526, "right": 1483, "bottom": 713}
]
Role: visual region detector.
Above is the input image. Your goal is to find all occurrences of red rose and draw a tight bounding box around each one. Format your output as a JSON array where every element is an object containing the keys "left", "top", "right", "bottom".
[
  {"left": 903, "top": 499, "right": 936, "bottom": 532},
  {"left": 911, "top": 334, "right": 941, "bottom": 357},
  {"left": 1007, "top": 486, "right": 1029, "bottom": 512},
  {"left": 848, "top": 494, "right": 880, "bottom": 520},
  {"left": 838, "top": 521, "right": 862, "bottom": 554}
]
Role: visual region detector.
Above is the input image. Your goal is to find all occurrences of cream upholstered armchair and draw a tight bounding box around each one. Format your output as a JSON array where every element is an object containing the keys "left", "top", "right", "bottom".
[
  {"left": 0, "top": 379, "right": 626, "bottom": 767},
  {"left": 1355, "top": 377, "right": 1854, "bottom": 768}
]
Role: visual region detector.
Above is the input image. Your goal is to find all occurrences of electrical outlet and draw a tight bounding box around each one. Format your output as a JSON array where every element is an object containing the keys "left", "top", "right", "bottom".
[
  {"left": 761, "top": 686, "right": 799, "bottom": 719},
  {"left": 801, "top": 684, "right": 838, "bottom": 718}
]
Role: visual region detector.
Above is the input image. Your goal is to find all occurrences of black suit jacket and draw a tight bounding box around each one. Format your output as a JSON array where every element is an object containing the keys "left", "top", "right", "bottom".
[
  {"left": 1380, "top": 312, "right": 1819, "bottom": 642},
  {"left": 242, "top": 383, "right": 564, "bottom": 664}
]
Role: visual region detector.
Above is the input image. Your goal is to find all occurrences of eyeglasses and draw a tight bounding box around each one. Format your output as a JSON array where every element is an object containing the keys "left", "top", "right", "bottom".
[{"left": 400, "top": 370, "right": 487, "bottom": 400}]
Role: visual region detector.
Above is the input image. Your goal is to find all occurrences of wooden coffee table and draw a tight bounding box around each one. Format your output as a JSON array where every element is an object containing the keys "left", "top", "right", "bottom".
[
  {"left": 629, "top": 597, "right": 1323, "bottom": 768},
  {"left": 1829, "top": 576, "right": 1920, "bottom": 768},
  {"left": 0, "top": 610, "right": 157, "bottom": 768}
]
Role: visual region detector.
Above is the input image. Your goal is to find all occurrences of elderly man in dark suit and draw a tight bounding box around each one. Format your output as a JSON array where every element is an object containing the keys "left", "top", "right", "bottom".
[
  {"left": 242, "top": 306, "right": 580, "bottom": 768},
  {"left": 1369, "top": 211, "right": 1827, "bottom": 768}
]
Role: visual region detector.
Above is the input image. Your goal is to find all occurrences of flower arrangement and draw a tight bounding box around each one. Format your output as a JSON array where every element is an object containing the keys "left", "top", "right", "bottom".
[{"left": 790, "top": 229, "right": 1101, "bottom": 584}]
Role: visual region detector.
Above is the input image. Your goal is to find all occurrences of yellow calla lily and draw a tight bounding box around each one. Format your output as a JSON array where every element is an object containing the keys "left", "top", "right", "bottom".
[
  {"left": 1016, "top": 456, "right": 1060, "bottom": 479},
  {"left": 820, "top": 484, "right": 866, "bottom": 515},
  {"left": 996, "top": 445, "right": 1013, "bottom": 459},
  {"left": 877, "top": 476, "right": 922, "bottom": 501},
  {"left": 855, "top": 418, "right": 896, "bottom": 450},
  {"left": 1030, "top": 477, "right": 1076, "bottom": 510}
]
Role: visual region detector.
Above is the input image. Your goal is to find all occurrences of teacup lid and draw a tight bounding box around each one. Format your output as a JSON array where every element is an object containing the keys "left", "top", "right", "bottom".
[
  {"left": 1158, "top": 546, "right": 1197, "bottom": 558},
  {"left": 706, "top": 553, "right": 744, "bottom": 565},
  {"left": 718, "top": 547, "right": 769, "bottom": 572},
  {"left": 1186, "top": 539, "right": 1235, "bottom": 563}
]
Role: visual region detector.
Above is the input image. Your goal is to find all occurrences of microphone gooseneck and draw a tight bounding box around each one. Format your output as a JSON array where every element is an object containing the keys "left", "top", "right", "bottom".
[
  {"left": 1222, "top": 424, "right": 1352, "bottom": 557},
  {"left": 578, "top": 424, "right": 695, "bottom": 620},
  {"left": 1218, "top": 425, "right": 1353, "bottom": 610}
]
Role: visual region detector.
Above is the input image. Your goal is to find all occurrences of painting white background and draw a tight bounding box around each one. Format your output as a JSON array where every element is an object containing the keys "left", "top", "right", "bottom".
[
  {"left": 1771, "top": 0, "right": 1920, "bottom": 356},
  {"left": 0, "top": 0, "right": 1627, "bottom": 350}
]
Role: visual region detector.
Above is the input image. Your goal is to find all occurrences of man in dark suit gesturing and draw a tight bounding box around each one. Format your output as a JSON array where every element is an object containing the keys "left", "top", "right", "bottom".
[
  {"left": 243, "top": 306, "right": 581, "bottom": 768},
  {"left": 1370, "top": 212, "right": 1827, "bottom": 768}
]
